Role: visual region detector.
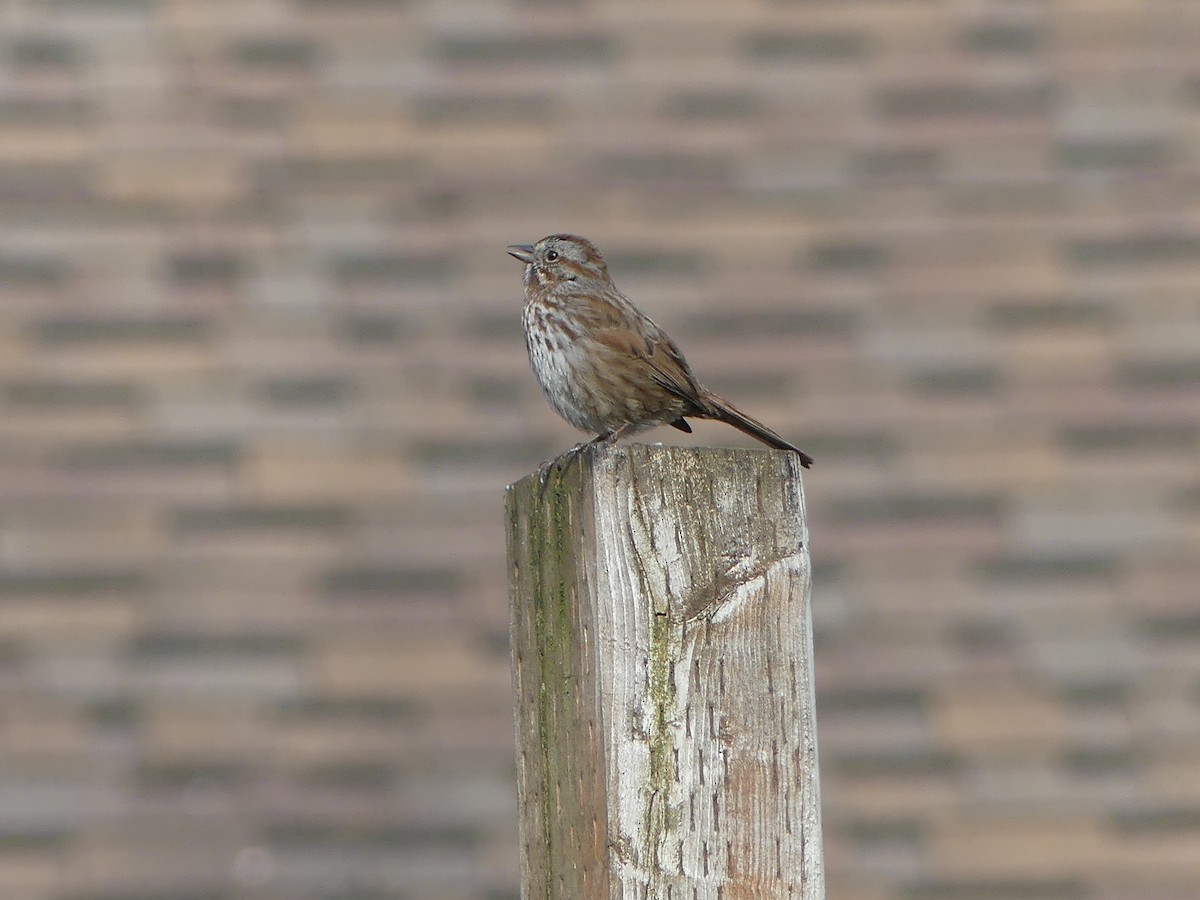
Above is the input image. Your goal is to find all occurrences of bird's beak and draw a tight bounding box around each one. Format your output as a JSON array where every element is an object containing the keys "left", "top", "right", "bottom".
[{"left": 507, "top": 244, "right": 535, "bottom": 264}]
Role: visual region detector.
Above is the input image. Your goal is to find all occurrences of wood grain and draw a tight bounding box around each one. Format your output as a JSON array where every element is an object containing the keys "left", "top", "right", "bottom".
[{"left": 506, "top": 444, "right": 823, "bottom": 899}]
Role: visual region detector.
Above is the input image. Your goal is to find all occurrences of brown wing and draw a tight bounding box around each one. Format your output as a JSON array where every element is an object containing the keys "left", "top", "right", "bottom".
[{"left": 573, "top": 291, "right": 706, "bottom": 408}]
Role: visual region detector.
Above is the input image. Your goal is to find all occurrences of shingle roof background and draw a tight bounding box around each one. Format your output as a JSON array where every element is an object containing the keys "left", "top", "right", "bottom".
[{"left": 0, "top": 0, "right": 1198, "bottom": 898}]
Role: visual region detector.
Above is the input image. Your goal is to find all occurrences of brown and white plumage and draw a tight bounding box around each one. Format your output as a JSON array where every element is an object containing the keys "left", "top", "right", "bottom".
[{"left": 508, "top": 234, "right": 813, "bottom": 468}]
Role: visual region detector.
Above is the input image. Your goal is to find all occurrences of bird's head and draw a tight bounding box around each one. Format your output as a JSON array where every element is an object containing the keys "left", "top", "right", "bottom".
[{"left": 507, "top": 234, "right": 610, "bottom": 291}]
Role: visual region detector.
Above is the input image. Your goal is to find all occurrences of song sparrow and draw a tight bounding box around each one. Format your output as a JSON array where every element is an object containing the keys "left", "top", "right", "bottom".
[{"left": 508, "top": 234, "right": 813, "bottom": 468}]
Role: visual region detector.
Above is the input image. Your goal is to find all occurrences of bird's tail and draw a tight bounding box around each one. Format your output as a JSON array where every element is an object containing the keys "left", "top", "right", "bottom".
[{"left": 700, "top": 391, "right": 814, "bottom": 468}]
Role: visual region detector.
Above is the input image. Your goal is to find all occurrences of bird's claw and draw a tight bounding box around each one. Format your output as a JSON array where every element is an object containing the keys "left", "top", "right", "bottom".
[{"left": 536, "top": 442, "right": 588, "bottom": 489}]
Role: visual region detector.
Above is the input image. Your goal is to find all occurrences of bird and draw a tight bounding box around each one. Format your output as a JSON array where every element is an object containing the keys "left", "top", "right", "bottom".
[{"left": 508, "top": 234, "right": 813, "bottom": 468}]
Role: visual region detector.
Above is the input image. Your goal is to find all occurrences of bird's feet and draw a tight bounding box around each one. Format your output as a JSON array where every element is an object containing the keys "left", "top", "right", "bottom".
[{"left": 536, "top": 427, "right": 637, "bottom": 489}]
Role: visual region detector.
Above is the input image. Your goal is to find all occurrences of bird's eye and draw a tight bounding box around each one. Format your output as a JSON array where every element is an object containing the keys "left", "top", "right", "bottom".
[{"left": 545, "top": 250, "right": 559, "bottom": 261}]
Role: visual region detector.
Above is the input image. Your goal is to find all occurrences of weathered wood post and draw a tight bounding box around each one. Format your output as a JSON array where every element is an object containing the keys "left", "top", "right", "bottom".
[{"left": 505, "top": 444, "right": 823, "bottom": 898}]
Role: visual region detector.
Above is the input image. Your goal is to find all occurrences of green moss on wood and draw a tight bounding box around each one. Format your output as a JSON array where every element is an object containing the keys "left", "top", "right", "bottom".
[
  {"left": 645, "top": 601, "right": 679, "bottom": 888},
  {"left": 515, "top": 453, "right": 585, "bottom": 897}
]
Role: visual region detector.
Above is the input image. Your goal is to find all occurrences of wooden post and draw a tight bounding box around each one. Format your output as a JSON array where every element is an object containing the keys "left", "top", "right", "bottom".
[{"left": 505, "top": 444, "right": 823, "bottom": 899}]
